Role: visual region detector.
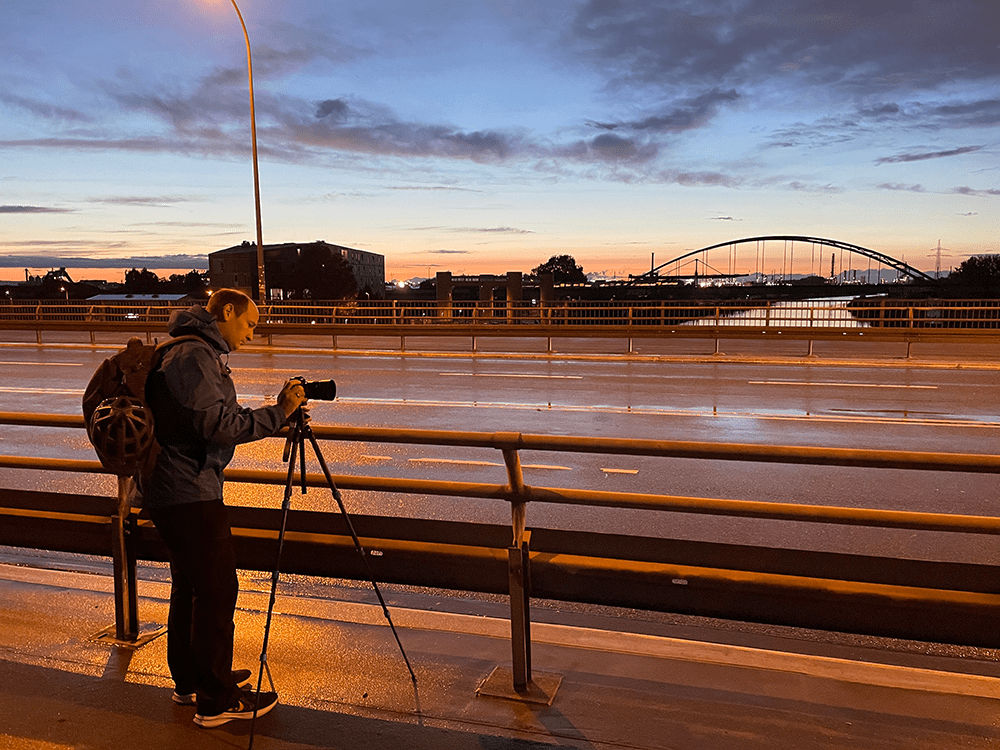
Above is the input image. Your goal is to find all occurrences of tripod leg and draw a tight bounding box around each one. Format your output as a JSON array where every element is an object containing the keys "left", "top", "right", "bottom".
[
  {"left": 302, "top": 424, "right": 417, "bottom": 684},
  {"left": 249, "top": 414, "right": 303, "bottom": 748}
]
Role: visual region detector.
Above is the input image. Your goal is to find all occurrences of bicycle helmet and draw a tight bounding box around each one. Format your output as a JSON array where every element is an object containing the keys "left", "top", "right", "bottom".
[{"left": 87, "top": 395, "right": 155, "bottom": 476}]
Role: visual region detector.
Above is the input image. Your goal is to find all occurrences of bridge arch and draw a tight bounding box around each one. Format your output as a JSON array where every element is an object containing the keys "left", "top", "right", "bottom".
[{"left": 632, "top": 235, "right": 935, "bottom": 284}]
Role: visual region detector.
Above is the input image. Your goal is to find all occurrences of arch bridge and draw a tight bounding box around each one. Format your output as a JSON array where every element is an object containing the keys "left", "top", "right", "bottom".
[{"left": 631, "top": 235, "right": 935, "bottom": 284}]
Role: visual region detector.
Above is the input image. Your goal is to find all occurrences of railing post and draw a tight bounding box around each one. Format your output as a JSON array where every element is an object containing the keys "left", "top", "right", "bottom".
[
  {"left": 111, "top": 476, "right": 138, "bottom": 642},
  {"left": 508, "top": 532, "right": 531, "bottom": 691},
  {"left": 88, "top": 476, "right": 165, "bottom": 648},
  {"left": 501, "top": 445, "right": 532, "bottom": 691}
]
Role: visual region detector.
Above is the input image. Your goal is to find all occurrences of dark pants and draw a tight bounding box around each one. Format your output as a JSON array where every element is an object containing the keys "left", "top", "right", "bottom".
[{"left": 149, "top": 499, "right": 239, "bottom": 708}]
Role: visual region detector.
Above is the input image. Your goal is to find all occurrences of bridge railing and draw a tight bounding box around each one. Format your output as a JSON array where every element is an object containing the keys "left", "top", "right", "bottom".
[
  {"left": 1, "top": 412, "right": 999, "bottom": 692},
  {"left": 2, "top": 298, "right": 999, "bottom": 328}
]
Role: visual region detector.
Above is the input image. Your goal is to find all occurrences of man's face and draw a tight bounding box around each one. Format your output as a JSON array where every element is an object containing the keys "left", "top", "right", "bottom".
[{"left": 217, "top": 301, "right": 259, "bottom": 351}]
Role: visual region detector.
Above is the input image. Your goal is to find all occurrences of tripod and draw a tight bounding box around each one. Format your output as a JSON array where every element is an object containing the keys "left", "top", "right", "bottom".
[{"left": 248, "top": 408, "right": 416, "bottom": 748}]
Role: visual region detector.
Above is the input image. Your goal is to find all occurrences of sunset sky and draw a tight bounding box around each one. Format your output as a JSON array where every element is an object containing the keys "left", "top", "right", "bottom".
[{"left": 1, "top": 0, "right": 996, "bottom": 284}]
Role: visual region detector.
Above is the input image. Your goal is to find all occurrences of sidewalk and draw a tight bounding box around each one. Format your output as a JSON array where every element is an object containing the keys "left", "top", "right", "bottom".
[{"left": 1, "top": 563, "right": 998, "bottom": 750}]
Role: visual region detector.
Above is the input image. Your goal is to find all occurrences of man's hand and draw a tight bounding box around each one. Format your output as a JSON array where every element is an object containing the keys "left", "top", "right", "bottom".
[{"left": 277, "top": 379, "right": 308, "bottom": 418}]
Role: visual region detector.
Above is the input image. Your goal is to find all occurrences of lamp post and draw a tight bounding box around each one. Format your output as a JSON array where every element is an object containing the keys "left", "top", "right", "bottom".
[{"left": 225, "top": 0, "right": 267, "bottom": 302}]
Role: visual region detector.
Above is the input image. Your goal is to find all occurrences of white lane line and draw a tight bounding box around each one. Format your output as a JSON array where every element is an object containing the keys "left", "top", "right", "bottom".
[
  {"left": 408, "top": 458, "right": 503, "bottom": 467},
  {"left": 0, "top": 387, "right": 84, "bottom": 395},
  {"left": 440, "top": 372, "right": 583, "bottom": 380},
  {"left": 0, "top": 361, "right": 83, "bottom": 367},
  {"left": 749, "top": 380, "right": 937, "bottom": 390},
  {"left": 362, "top": 457, "right": 571, "bottom": 470}
]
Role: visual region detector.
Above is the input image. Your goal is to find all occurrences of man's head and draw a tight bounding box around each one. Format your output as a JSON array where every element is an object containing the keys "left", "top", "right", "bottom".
[{"left": 207, "top": 289, "right": 258, "bottom": 351}]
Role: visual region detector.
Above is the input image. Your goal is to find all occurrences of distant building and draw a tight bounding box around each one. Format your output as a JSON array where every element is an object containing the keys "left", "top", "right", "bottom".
[{"left": 208, "top": 241, "right": 385, "bottom": 299}]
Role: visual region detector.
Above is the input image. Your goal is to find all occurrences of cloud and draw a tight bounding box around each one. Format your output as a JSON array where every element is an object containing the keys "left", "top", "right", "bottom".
[
  {"left": 926, "top": 98, "right": 1000, "bottom": 128},
  {"left": 875, "top": 145, "right": 984, "bottom": 165},
  {"left": 785, "top": 181, "right": 842, "bottom": 193},
  {"left": 89, "top": 196, "right": 193, "bottom": 207},
  {"left": 385, "top": 185, "right": 484, "bottom": 193},
  {"left": 315, "top": 98, "right": 351, "bottom": 121},
  {"left": 876, "top": 183, "right": 925, "bottom": 192},
  {"left": 428, "top": 249, "right": 470, "bottom": 254},
  {"left": 665, "top": 170, "right": 744, "bottom": 188},
  {"left": 0, "top": 93, "right": 91, "bottom": 123},
  {"left": 0, "top": 205, "right": 73, "bottom": 213},
  {"left": 468, "top": 227, "right": 534, "bottom": 234},
  {"left": 439, "top": 227, "right": 537, "bottom": 236},
  {"left": 590, "top": 89, "right": 740, "bottom": 134},
  {"left": 565, "top": 1, "right": 1000, "bottom": 93},
  {"left": 709, "top": 216, "right": 741, "bottom": 221},
  {"left": 857, "top": 103, "right": 902, "bottom": 119},
  {"left": 0, "top": 254, "right": 207, "bottom": 269},
  {"left": 951, "top": 186, "right": 1000, "bottom": 197},
  {"left": 129, "top": 221, "right": 243, "bottom": 228}
]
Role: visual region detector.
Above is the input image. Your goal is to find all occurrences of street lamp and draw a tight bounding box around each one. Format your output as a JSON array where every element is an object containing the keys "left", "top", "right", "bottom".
[
  {"left": 60, "top": 286, "right": 68, "bottom": 301},
  {"left": 222, "top": 0, "right": 267, "bottom": 301}
]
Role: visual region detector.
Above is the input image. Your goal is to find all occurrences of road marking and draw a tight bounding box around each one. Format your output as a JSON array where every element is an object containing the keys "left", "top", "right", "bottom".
[
  {"left": 0, "top": 361, "right": 83, "bottom": 367},
  {"left": 601, "top": 468, "right": 639, "bottom": 474},
  {"left": 361, "top": 455, "right": 571, "bottom": 470},
  {"left": 749, "top": 380, "right": 937, "bottom": 390},
  {"left": 0, "top": 386, "right": 83, "bottom": 395},
  {"left": 440, "top": 372, "right": 583, "bottom": 380},
  {"left": 408, "top": 458, "right": 503, "bottom": 467}
]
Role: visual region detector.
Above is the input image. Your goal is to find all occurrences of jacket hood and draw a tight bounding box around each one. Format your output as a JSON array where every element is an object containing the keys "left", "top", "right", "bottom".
[{"left": 166, "top": 305, "right": 229, "bottom": 353}]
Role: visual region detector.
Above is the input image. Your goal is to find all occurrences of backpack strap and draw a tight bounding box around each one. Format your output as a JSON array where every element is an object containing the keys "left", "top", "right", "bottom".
[{"left": 149, "top": 334, "right": 213, "bottom": 371}]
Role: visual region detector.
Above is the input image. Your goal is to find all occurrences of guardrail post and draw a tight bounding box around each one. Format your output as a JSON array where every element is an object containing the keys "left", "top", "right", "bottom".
[
  {"left": 111, "top": 476, "right": 138, "bottom": 642},
  {"left": 508, "top": 530, "right": 531, "bottom": 691},
  {"left": 501, "top": 443, "right": 533, "bottom": 691},
  {"left": 89, "top": 476, "right": 165, "bottom": 648}
]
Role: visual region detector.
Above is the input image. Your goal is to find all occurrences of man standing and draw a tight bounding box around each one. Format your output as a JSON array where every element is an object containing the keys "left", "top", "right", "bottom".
[{"left": 143, "top": 288, "right": 307, "bottom": 728}]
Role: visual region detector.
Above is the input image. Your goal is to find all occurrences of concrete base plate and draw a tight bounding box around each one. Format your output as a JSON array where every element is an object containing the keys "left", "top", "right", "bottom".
[
  {"left": 476, "top": 666, "right": 562, "bottom": 705},
  {"left": 88, "top": 623, "right": 167, "bottom": 649}
]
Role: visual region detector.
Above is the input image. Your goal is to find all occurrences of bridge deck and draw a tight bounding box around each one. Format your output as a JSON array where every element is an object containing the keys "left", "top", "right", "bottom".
[{"left": 1, "top": 561, "right": 997, "bottom": 750}]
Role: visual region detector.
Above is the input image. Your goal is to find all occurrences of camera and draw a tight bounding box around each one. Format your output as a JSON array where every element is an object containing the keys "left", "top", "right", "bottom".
[{"left": 293, "top": 377, "right": 337, "bottom": 401}]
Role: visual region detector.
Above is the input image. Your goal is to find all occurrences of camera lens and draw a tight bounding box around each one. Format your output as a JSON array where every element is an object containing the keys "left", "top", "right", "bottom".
[{"left": 301, "top": 379, "right": 337, "bottom": 401}]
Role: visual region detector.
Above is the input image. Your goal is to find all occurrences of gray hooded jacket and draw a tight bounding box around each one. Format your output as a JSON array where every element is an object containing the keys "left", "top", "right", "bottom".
[{"left": 141, "top": 305, "right": 287, "bottom": 508}]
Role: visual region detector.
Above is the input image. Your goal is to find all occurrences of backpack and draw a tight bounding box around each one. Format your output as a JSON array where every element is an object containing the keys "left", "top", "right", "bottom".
[{"left": 82, "top": 335, "right": 201, "bottom": 478}]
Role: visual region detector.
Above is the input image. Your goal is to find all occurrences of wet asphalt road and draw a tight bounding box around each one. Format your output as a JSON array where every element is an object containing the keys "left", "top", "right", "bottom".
[{"left": 0, "top": 335, "right": 998, "bottom": 564}]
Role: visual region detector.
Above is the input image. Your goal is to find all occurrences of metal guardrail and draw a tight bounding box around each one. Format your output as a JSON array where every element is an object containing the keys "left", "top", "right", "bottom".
[
  {"left": 2, "top": 413, "right": 1000, "bottom": 691},
  {"left": 1, "top": 299, "right": 999, "bottom": 356},
  {"left": 2, "top": 299, "right": 1000, "bottom": 328}
]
